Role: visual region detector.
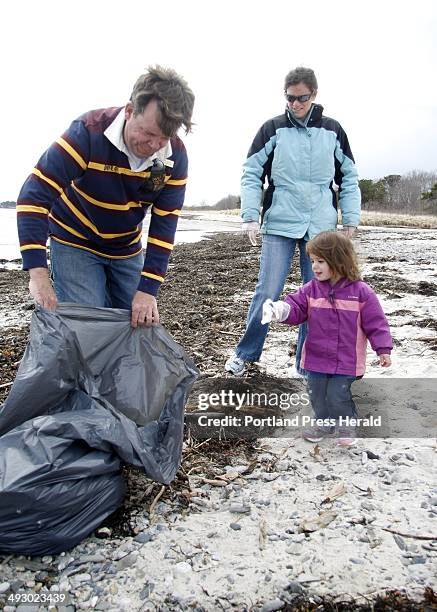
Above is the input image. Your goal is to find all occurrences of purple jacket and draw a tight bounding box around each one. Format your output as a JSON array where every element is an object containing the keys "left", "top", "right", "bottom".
[{"left": 283, "top": 278, "right": 392, "bottom": 376}]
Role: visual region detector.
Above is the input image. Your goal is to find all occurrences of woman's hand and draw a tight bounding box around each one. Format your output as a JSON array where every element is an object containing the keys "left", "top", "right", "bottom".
[{"left": 242, "top": 221, "right": 260, "bottom": 246}]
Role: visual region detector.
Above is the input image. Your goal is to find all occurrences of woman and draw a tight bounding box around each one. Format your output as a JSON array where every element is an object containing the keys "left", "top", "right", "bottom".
[{"left": 225, "top": 66, "right": 361, "bottom": 376}]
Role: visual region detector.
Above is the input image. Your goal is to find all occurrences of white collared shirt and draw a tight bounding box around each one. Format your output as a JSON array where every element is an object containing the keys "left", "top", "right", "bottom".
[{"left": 104, "top": 108, "right": 172, "bottom": 172}]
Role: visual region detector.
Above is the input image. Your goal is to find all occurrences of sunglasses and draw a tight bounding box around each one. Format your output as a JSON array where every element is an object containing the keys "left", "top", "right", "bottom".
[{"left": 285, "top": 93, "right": 313, "bottom": 104}]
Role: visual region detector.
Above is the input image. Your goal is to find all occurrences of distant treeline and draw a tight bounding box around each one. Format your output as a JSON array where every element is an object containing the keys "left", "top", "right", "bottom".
[
  {"left": 0, "top": 201, "right": 16, "bottom": 209},
  {"left": 194, "top": 171, "right": 437, "bottom": 215},
  {"left": 359, "top": 171, "right": 437, "bottom": 215}
]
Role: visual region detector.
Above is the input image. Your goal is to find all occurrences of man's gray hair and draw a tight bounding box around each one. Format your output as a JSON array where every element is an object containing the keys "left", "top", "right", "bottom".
[
  {"left": 130, "top": 65, "right": 195, "bottom": 137},
  {"left": 284, "top": 67, "right": 318, "bottom": 92}
]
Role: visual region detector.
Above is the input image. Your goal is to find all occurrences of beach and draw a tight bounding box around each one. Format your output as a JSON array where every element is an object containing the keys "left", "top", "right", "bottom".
[{"left": 0, "top": 225, "right": 436, "bottom": 610}]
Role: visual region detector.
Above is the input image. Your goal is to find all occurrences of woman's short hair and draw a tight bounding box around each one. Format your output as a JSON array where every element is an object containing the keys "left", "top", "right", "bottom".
[
  {"left": 284, "top": 67, "right": 318, "bottom": 93},
  {"left": 306, "top": 231, "right": 361, "bottom": 281},
  {"left": 130, "top": 65, "right": 195, "bottom": 137}
]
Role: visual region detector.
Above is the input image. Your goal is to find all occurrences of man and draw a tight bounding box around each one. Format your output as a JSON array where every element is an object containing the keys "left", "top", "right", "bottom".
[{"left": 17, "top": 65, "right": 194, "bottom": 327}]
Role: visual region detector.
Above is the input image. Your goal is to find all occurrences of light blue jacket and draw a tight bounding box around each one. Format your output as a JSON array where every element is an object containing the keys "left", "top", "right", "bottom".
[{"left": 241, "top": 104, "right": 361, "bottom": 239}]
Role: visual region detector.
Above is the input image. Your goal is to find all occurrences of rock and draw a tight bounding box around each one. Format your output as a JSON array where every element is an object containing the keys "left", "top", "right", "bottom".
[
  {"left": 134, "top": 532, "right": 153, "bottom": 544},
  {"left": 95, "top": 527, "right": 112, "bottom": 539},
  {"left": 297, "top": 574, "right": 320, "bottom": 583},
  {"left": 350, "top": 557, "right": 365, "bottom": 564},
  {"left": 229, "top": 503, "right": 251, "bottom": 514},
  {"left": 363, "top": 450, "right": 380, "bottom": 460},
  {"left": 230, "top": 522, "right": 242, "bottom": 531},
  {"left": 116, "top": 551, "right": 139, "bottom": 571},
  {"left": 263, "top": 473, "right": 280, "bottom": 482},
  {"left": 261, "top": 598, "right": 284, "bottom": 612},
  {"left": 0, "top": 582, "right": 10, "bottom": 594},
  {"left": 285, "top": 580, "right": 304, "bottom": 594},
  {"left": 289, "top": 533, "right": 305, "bottom": 543},
  {"left": 173, "top": 562, "right": 193, "bottom": 578},
  {"left": 390, "top": 453, "right": 403, "bottom": 462},
  {"left": 393, "top": 534, "right": 408, "bottom": 550},
  {"left": 70, "top": 572, "right": 92, "bottom": 587}
]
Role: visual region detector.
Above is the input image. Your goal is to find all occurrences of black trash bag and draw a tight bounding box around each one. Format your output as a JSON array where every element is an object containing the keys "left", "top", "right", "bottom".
[{"left": 0, "top": 304, "right": 198, "bottom": 555}]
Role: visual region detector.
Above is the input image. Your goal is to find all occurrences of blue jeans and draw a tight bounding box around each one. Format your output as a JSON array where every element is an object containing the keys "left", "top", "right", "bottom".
[
  {"left": 235, "top": 234, "right": 314, "bottom": 371},
  {"left": 306, "top": 372, "right": 358, "bottom": 420},
  {"left": 50, "top": 239, "right": 144, "bottom": 309}
]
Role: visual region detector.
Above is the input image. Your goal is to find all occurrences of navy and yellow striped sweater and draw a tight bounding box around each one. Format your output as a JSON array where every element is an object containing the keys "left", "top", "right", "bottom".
[{"left": 17, "top": 107, "right": 188, "bottom": 296}]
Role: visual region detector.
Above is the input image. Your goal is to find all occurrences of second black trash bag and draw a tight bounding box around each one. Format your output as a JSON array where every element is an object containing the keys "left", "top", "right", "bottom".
[{"left": 0, "top": 304, "right": 198, "bottom": 555}]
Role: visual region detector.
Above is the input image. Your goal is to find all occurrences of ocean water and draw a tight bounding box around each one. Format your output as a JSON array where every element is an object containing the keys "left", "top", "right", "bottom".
[{"left": 0, "top": 209, "right": 240, "bottom": 261}]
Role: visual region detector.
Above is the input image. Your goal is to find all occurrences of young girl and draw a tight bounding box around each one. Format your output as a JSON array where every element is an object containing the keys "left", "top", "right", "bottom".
[{"left": 261, "top": 231, "right": 392, "bottom": 447}]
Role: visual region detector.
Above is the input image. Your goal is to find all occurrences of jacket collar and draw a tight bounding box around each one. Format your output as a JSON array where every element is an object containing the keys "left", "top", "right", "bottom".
[
  {"left": 286, "top": 103, "right": 324, "bottom": 127},
  {"left": 317, "top": 277, "right": 353, "bottom": 292}
]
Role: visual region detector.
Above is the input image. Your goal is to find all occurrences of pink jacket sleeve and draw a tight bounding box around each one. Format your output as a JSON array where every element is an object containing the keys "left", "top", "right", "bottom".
[
  {"left": 282, "top": 286, "right": 310, "bottom": 326},
  {"left": 360, "top": 289, "right": 393, "bottom": 354}
]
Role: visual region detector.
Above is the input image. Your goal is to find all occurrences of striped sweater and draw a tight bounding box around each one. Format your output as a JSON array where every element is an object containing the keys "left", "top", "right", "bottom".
[{"left": 17, "top": 107, "right": 188, "bottom": 296}]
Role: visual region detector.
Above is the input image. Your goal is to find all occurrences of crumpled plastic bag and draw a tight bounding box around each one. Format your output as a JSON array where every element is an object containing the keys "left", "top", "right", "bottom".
[{"left": 0, "top": 304, "right": 198, "bottom": 555}]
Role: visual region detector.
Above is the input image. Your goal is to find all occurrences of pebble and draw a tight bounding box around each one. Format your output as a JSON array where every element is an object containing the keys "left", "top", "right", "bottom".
[
  {"left": 230, "top": 523, "right": 242, "bottom": 531},
  {"left": 116, "top": 551, "right": 139, "bottom": 571},
  {"left": 134, "top": 532, "right": 153, "bottom": 544},
  {"left": 69, "top": 572, "right": 91, "bottom": 587},
  {"left": 261, "top": 598, "right": 284, "bottom": 612},
  {"left": 229, "top": 503, "right": 251, "bottom": 514},
  {"left": 360, "top": 501, "right": 376, "bottom": 511},
  {"left": 77, "top": 554, "right": 106, "bottom": 563},
  {"left": 96, "top": 527, "right": 112, "bottom": 538},
  {"left": 285, "top": 580, "right": 304, "bottom": 594},
  {"left": 289, "top": 533, "right": 305, "bottom": 543},
  {"left": 0, "top": 582, "right": 10, "bottom": 593},
  {"left": 263, "top": 473, "right": 280, "bottom": 482},
  {"left": 393, "top": 534, "right": 408, "bottom": 550},
  {"left": 173, "top": 562, "right": 193, "bottom": 578},
  {"left": 350, "top": 558, "right": 365, "bottom": 564}
]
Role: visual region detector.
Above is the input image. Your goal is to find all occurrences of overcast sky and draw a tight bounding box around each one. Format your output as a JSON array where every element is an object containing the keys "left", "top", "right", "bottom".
[{"left": 1, "top": 0, "right": 436, "bottom": 206}]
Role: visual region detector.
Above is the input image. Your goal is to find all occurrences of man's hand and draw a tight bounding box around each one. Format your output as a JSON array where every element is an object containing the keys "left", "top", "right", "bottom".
[
  {"left": 131, "top": 291, "right": 159, "bottom": 328},
  {"left": 342, "top": 226, "right": 356, "bottom": 238},
  {"left": 379, "top": 354, "right": 391, "bottom": 367},
  {"left": 29, "top": 267, "right": 58, "bottom": 310},
  {"left": 242, "top": 221, "right": 260, "bottom": 246}
]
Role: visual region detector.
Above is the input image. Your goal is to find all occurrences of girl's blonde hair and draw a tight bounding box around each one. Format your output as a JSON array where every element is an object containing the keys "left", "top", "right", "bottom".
[{"left": 306, "top": 231, "right": 361, "bottom": 281}]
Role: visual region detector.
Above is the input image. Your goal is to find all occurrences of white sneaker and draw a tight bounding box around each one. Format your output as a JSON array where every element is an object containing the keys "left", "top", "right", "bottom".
[{"left": 224, "top": 354, "right": 246, "bottom": 376}]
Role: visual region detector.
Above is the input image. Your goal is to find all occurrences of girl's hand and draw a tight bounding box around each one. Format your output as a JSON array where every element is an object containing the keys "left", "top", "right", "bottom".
[
  {"left": 261, "top": 299, "right": 290, "bottom": 324},
  {"left": 379, "top": 354, "right": 391, "bottom": 367}
]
